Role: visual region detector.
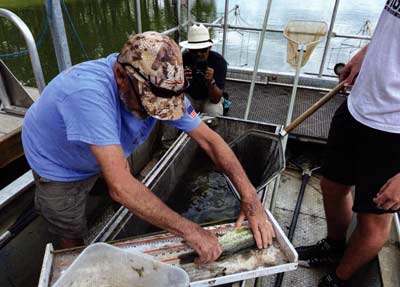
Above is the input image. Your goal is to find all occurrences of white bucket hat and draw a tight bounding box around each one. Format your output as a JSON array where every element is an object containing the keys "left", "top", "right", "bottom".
[{"left": 179, "top": 24, "right": 216, "bottom": 49}]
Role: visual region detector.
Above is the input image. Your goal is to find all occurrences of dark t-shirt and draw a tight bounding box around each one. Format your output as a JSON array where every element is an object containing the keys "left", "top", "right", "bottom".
[{"left": 183, "top": 50, "right": 227, "bottom": 100}]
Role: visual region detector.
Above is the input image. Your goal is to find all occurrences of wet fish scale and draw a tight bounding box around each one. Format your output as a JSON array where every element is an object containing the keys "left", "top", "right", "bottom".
[
  {"left": 219, "top": 227, "right": 255, "bottom": 256},
  {"left": 178, "top": 227, "right": 256, "bottom": 264}
]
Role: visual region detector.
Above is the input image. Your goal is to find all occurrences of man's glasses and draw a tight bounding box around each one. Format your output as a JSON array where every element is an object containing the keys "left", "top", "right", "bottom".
[{"left": 117, "top": 58, "right": 189, "bottom": 98}]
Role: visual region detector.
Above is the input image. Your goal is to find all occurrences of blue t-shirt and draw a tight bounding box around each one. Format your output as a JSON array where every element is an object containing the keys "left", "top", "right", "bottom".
[{"left": 22, "top": 54, "right": 201, "bottom": 181}]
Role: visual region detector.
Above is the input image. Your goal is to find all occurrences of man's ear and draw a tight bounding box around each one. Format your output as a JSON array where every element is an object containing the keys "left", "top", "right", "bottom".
[{"left": 114, "top": 64, "right": 128, "bottom": 89}]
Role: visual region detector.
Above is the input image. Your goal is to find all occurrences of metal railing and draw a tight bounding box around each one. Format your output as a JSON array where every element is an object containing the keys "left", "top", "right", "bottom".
[{"left": 0, "top": 9, "right": 45, "bottom": 93}]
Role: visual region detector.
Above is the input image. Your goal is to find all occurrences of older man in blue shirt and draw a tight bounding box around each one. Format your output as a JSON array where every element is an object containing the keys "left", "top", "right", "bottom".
[{"left": 22, "top": 31, "right": 275, "bottom": 263}]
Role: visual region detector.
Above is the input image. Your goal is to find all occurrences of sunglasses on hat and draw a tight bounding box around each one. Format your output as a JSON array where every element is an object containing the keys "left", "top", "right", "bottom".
[{"left": 117, "top": 58, "right": 189, "bottom": 98}]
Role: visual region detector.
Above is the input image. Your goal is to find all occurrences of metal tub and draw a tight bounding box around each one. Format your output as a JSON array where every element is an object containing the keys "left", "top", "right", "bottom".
[
  {"left": 99, "top": 116, "right": 285, "bottom": 240},
  {"left": 38, "top": 116, "right": 297, "bottom": 287}
]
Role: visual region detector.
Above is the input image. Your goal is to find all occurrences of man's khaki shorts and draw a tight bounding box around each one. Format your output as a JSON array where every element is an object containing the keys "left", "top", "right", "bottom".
[
  {"left": 187, "top": 94, "right": 224, "bottom": 116},
  {"left": 33, "top": 171, "right": 98, "bottom": 239}
]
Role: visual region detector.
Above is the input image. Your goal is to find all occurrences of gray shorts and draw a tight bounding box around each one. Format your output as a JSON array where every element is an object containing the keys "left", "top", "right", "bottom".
[{"left": 33, "top": 171, "right": 98, "bottom": 239}]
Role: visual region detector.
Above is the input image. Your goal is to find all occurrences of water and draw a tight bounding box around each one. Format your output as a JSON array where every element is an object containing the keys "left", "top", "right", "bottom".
[
  {"left": 0, "top": 0, "right": 385, "bottom": 87},
  {"left": 166, "top": 151, "right": 240, "bottom": 224}
]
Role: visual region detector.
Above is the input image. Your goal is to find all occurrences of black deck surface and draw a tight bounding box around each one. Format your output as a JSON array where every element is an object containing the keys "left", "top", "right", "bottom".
[{"left": 224, "top": 80, "right": 346, "bottom": 141}]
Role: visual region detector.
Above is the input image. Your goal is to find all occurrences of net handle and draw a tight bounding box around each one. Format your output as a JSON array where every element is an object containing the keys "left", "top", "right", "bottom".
[{"left": 283, "top": 81, "right": 345, "bottom": 135}]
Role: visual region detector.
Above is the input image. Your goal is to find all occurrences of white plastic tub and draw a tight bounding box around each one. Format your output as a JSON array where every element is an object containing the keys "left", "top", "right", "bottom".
[{"left": 52, "top": 243, "right": 189, "bottom": 287}]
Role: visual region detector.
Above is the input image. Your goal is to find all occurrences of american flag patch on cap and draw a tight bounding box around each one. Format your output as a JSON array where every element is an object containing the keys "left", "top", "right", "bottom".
[{"left": 187, "top": 105, "right": 198, "bottom": 119}]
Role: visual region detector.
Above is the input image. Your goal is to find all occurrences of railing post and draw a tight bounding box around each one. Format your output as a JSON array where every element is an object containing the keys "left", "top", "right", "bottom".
[
  {"left": 175, "top": 0, "right": 181, "bottom": 42},
  {"left": 186, "top": 0, "right": 191, "bottom": 29},
  {"left": 222, "top": 0, "right": 229, "bottom": 57},
  {"left": 270, "top": 45, "right": 305, "bottom": 213},
  {"left": 45, "top": 0, "right": 72, "bottom": 72},
  {"left": 318, "top": 0, "right": 340, "bottom": 77},
  {"left": 135, "top": 0, "right": 142, "bottom": 33},
  {"left": 244, "top": 0, "right": 273, "bottom": 120},
  {"left": 0, "top": 9, "right": 46, "bottom": 92}
]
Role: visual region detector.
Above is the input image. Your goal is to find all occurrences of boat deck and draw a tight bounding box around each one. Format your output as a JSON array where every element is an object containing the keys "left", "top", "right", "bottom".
[
  {"left": 243, "top": 168, "right": 382, "bottom": 287},
  {"left": 224, "top": 79, "right": 346, "bottom": 142},
  {"left": 0, "top": 86, "right": 38, "bottom": 168}
]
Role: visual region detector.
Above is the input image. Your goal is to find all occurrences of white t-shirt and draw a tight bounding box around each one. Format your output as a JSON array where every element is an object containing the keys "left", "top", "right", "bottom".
[{"left": 348, "top": 1, "right": 400, "bottom": 133}]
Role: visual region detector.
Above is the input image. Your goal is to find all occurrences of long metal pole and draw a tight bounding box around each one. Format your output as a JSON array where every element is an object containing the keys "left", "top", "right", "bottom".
[
  {"left": 46, "top": 0, "right": 72, "bottom": 73},
  {"left": 200, "top": 22, "right": 371, "bottom": 41},
  {"left": 135, "top": 0, "right": 142, "bottom": 33},
  {"left": 176, "top": 0, "right": 181, "bottom": 42},
  {"left": 222, "top": 0, "right": 229, "bottom": 57},
  {"left": 186, "top": 0, "right": 191, "bottom": 29},
  {"left": 244, "top": 0, "right": 273, "bottom": 120},
  {"left": 318, "top": 0, "right": 340, "bottom": 77},
  {"left": 270, "top": 45, "right": 305, "bottom": 213},
  {"left": 0, "top": 9, "right": 46, "bottom": 93},
  {"left": 283, "top": 46, "right": 305, "bottom": 146},
  {"left": 177, "top": 0, "right": 181, "bottom": 25}
]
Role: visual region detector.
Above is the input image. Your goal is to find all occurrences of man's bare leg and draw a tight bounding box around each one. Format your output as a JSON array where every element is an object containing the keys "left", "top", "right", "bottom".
[
  {"left": 59, "top": 238, "right": 84, "bottom": 249},
  {"left": 321, "top": 177, "right": 353, "bottom": 241},
  {"left": 336, "top": 213, "right": 393, "bottom": 280}
]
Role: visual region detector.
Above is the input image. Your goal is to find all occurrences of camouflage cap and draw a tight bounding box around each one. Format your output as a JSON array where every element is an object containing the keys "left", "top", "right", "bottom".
[{"left": 118, "top": 31, "right": 185, "bottom": 121}]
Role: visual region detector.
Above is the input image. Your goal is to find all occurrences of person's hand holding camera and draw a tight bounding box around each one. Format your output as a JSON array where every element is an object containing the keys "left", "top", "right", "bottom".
[
  {"left": 184, "top": 67, "right": 193, "bottom": 81},
  {"left": 205, "top": 67, "right": 215, "bottom": 87}
]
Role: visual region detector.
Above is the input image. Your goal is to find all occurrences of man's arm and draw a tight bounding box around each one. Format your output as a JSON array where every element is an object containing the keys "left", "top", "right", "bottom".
[
  {"left": 339, "top": 45, "right": 368, "bottom": 86},
  {"left": 208, "top": 55, "right": 227, "bottom": 104},
  {"left": 90, "top": 144, "right": 222, "bottom": 263},
  {"left": 205, "top": 67, "right": 224, "bottom": 104},
  {"left": 187, "top": 122, "right": 276, "bottom": 248}
]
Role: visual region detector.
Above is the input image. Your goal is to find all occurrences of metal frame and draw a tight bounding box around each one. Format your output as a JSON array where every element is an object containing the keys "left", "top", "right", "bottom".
[
  {"left": 46, "top": 0, "right": 72, "bottom": 72},
  {"left": 0, "top": 9, "right": 44, "bottom": 212},
  {"left": 244, "top": 0, "right": 273, "bottom": 120},
  {"left": 37, "top": 244, "right": 54, "bottom": 287},
  {"left": 0, "top": 9, "right": 45, "bottom": 93},
  {"left": 0, "top": 170, "right": 34, "bottom": 210},
  {"left": 0, "top": 60, "right": 36, "bottom": 116},
  {"left": 39, "top": 207, "right": 297, "bottom": 287},
  {"left": 222, "top": 0, "right": 229, "bottom": 57},
  {"left": 91, "top": 132, "right": 191, "bottom": 242},
  {"left": 135, "top": 0, "right": 142, "bottom": 33},
  {"left": 319, "top": 0, "right": 341, "bottom": 76},
  {"left": 200, "top": 22, "right": 372, "bottom": 41}
]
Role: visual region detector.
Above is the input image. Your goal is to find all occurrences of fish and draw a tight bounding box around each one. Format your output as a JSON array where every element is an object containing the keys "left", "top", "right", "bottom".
[
  {"left": 218, "top": 226, "right": 256, "bottom": 256},
  {"left": 179, "top": 227, "right": 256, "bottom": 264}
]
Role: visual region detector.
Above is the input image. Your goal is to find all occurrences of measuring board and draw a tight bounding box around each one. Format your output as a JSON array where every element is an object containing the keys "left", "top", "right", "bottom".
[{"left": 40, "top": 212, "right": 298, "bottom": 287}]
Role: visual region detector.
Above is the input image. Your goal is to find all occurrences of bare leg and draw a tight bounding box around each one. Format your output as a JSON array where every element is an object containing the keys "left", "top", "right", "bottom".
[
  {"left": 336, "top": 213, "right": 393, "bottom": 280},
  {"left": 321, "top": 177, "right": 353, "bottom": 241},
  {"left": 59, "top": 238, "right": 84, "bottom": 249}
]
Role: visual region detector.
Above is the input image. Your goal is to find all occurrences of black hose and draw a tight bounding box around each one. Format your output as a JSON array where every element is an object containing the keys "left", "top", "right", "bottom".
[
  {"left": 288, "top": 172, "right": 310, "bottom": 240},
  {"left": 0, "top": 201, "right": 38, "bottom": 249}
]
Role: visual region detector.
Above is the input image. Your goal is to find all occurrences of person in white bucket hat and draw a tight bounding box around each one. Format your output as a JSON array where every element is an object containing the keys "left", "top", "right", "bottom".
[{"left": 180, "top": 24, "right": 229, "bottom": 116}]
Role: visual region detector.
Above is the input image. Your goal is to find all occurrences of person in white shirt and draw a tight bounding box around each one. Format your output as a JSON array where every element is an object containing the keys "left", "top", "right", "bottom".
[{"left": 296, "top": 2, "right": 400, "bottom": 286}]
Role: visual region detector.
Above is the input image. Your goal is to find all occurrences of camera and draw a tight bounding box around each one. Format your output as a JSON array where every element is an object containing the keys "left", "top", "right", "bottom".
[{"left": 189, "top": 56, "right": 208, "bottom": 82}]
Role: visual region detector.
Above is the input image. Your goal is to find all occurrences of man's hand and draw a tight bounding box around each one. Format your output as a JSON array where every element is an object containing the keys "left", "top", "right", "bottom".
[
  {"left": 373, "top": 173, "right": 400, "bottom": 211},
  {"left": 184, "top": 225, "right": 222, "bottom": 264},
  {"left": 205, "top": 67, "right": 214, "bottom": 85},
  {"left": 339, "top": 45, "right": 368, "bottom": 87},
  {"left": 235, "top": 195, "right": 276, "bottom": 249}
]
